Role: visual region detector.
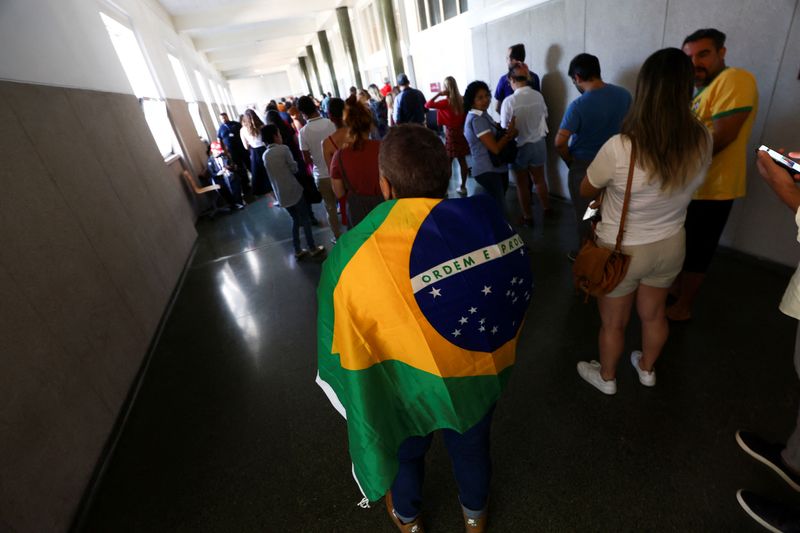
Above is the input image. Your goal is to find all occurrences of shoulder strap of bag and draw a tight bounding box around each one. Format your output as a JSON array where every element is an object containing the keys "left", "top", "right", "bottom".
[
  {"left": 333, "top": 148, "right": 352, "bottom": 191},
  {"left": 614, "top": 143, "right": 637, "bottom": 253}
]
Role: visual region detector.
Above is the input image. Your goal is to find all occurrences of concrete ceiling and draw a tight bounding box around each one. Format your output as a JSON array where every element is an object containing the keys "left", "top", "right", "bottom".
[{"left": 158, "top": 0, "right": 345, "bottom": 79}]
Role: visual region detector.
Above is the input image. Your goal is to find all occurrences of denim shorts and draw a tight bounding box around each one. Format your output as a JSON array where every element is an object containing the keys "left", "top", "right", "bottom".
[{"left": 513, "top": 138, "right": 546, "bottom": 169}]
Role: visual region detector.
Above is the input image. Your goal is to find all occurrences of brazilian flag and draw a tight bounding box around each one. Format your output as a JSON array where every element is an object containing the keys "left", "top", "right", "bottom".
[{"left": 316, "top": 195, "right": 532, "bottom": 503}]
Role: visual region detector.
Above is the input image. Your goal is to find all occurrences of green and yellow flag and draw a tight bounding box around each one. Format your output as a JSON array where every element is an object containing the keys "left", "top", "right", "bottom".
[{"left": 316, "top": 196, "right": 531, "bottom": 503}]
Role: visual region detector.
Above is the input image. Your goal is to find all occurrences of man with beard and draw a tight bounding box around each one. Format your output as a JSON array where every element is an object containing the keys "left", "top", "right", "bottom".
[
  {"left": 667, "top": 28, "right": 758, "bottom": 321},
  {"left": 554, "top": 53, "right": 632, "bottom": 260}
]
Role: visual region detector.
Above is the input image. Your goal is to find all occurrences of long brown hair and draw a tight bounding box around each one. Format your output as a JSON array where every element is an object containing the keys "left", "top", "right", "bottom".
[
  {"left": 343, "top": 95, "right": 373, "bottom": 150},
  {"left": 443, "top": 76, "right": 463, "bottom": 115},
  {"left": 621, "top": 47, "right": 709, "bottom": 192},
  {"left": 242, "top": 108, "right": 264, "bottom": 138}
]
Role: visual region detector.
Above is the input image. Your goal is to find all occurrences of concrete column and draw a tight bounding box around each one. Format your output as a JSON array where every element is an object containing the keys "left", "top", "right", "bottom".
[
  {"left": 297, "top": 57, "right": 314, "bottom": 96},
  {"left": 305, "top": 45, "right": 325, "bottom": 96},
  {"left": 317, "top": 30, "right": 340, "bottom": 98},
  {"left": 336, "top": 6, "right": 363, "bottom": 90},
  {"left": 376, "top": 0, "right": 404, "bottom": 81}
]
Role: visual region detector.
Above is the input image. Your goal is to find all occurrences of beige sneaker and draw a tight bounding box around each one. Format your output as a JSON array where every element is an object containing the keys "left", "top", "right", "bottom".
[
  {"left": 385, "top": 491, "right": 425, "bottom": 533},
  {"left": 462, "top": 508, "right": 488, "bottom": 532}
]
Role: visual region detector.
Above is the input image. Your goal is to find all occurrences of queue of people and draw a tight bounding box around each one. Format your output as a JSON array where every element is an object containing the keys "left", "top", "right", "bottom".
[{"left": 203, "top": 25, "right": 797, "bottom": 531}]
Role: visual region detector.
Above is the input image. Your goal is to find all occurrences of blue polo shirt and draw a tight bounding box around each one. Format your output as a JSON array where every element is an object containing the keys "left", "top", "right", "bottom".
[{"left": 559, "top": 83, "right": 632, "bottom": 161}]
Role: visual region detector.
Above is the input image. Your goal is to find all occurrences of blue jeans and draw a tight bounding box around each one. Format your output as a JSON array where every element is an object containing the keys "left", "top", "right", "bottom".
[
  {"left": 285, "top": 197, "right": 316, "bottom": 252},
  {"left": 390, "top": 407, "right": 495, "bottom": 522},
  {"left": 474, "top": 171, "right": 509, "bottom": 215}
]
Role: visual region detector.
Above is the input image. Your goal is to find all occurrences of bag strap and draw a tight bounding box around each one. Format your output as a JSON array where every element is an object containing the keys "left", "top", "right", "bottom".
[
  {"left": 333, "top": 148, "right": 352, "bottom": 191},
  {"left": 614, "top": 143, "right": 637, "bottom": 253}
]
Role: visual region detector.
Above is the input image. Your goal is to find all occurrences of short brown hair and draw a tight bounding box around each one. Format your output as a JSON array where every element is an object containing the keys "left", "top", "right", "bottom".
[
  {"left": 379, "top": 125, "right": 450, "bottom": 199},
  {"left": 344, "top": 98, "right": 374, "bottom": 150}
]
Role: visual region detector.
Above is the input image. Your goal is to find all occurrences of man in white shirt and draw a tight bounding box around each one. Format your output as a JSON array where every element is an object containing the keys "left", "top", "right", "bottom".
[
  {"left": 735, "top": 149, "right": 800, "bottom": 529},
  {"left": 500, "top": 64, "right": 550, "bottom": 226},
  {"left": 297, "top": 95, "right": 341, "bottom": 241}
]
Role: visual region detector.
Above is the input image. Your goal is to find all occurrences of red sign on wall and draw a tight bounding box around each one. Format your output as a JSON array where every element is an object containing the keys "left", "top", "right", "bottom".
[{"left": 429, "top": 82, "right": 441, "bottom": 93}]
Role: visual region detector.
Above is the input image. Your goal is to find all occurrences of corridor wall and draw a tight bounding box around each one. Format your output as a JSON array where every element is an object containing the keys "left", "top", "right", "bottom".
[{"left": 0, "top": 0, "right": 229, "bottom": 530}]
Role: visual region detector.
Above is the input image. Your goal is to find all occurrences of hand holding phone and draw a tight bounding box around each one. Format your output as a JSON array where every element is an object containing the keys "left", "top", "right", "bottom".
[{"left": 758, "top": 145, "right": 800, "bottom": 176}]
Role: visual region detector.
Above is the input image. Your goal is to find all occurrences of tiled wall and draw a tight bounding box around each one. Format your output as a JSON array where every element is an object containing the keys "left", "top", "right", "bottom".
[{"left": 0, "top": 81, "right": 197, "bottom": 532}]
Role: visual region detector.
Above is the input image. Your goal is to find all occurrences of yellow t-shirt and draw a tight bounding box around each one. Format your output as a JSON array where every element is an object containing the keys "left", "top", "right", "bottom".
[{"left": 691, "top": 67, "right": 758, "bottom": 200}]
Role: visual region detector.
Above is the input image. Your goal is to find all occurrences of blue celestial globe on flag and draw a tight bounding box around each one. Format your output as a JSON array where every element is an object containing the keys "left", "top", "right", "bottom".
[{"left": 409, "top": 195, "right": 533, "bottom": 352}]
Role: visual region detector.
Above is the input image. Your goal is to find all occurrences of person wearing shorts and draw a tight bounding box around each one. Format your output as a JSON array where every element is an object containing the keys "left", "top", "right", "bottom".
[
  {"left": 500, "top": 64, "right": 550, "bottom": 226},
  {"left": 667, "top": 28, "right": 758, "bottom": 322},
  {"left": 574, "top": 48, "right": 713, "bottom": 396}
]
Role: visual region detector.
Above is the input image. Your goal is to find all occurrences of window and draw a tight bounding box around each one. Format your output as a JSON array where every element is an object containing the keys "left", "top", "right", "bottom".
[
  {"left": 167, "top": 53, "right": 208, "bottom": 142},
  {"left": 100, "top": 12, "right": 178, "bottom": 158},
  {"left": 416, "top": 0, "right": 468, "bottom": 30}
]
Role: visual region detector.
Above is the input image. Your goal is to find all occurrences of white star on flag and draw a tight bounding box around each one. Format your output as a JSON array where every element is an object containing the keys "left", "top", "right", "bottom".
[
  {"left": 459, "top": 316, "right": 468, "bottom": 325},
  {"left": 429, "top": 287, "right": 442, "bottom": 298},
  {"left": 491, "top": 326, "right": 498, "bottom": 334},
  {"left": 452, "top": 329, "right": 461, "bottom": 337},
  {"left": 479, "top": 318, "right": 486, "bottom": 324},
  {"left": 479, "top": 326, "right": 486, "bottom": 332},
  {"left": 468, "top": 307, "right": 478, "bottom": 314},
  {"left": 511, "top": 277, "right": 518, "bottom": 284},
  {"left": 481, "top": 285, "right": 492, "bottom": 295}
]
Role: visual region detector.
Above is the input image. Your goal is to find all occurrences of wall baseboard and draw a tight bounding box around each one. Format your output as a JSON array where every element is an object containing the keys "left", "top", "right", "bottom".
[{"left": 68, "top": 239, "right": 199, "bottom": 533}]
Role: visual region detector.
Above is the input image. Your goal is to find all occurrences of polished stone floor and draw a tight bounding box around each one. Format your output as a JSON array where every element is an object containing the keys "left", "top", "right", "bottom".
[{"left": 82, "top": 171, "right": 798, "bottom": 532}]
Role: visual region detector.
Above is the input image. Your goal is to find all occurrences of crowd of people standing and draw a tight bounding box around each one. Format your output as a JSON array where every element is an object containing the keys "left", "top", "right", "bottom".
[{"left": 201, "top": 26, "right": 800, "bottom": 531}]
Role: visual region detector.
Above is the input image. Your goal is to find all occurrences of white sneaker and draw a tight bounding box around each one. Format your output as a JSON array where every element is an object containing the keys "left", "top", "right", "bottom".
[
  {"left": 577, "top": 360, "right": 617, "bottom": 395},
  {"left": 630, "top": 351, "right": 656, "bottom": 387}
]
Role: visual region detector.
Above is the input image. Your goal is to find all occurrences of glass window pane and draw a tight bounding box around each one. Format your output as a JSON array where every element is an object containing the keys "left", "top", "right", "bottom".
[
  {"left": 443, "top": 0, "right": 457, "bottom": 20},
  {"left": 427, "top": 0, "right": 441, "bottom": 26},
  {"left": 167, "top": 54, "right": 195, "bottom": 102},
  {"left": 416, "top": 0, "right": 428, "bottom": 30},
  {"left": 188, "top": 102, "right": 208, "bottom": 142},
  {"left": 141, "top": 99, "right": 174, "bottom": 157},
  {"left": 460, "top": 0, "right": 468, "bottom": 13},
  {"left": 100, "top": 13, "right": 159, "bottom": 98}
]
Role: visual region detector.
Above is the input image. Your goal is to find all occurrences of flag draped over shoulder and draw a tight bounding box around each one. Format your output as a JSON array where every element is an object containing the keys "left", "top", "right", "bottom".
[{"left": 316, "top": 195, "right": 532, "bottom": 502}]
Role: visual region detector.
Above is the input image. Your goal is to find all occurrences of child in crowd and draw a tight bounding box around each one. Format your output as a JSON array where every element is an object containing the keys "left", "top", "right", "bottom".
[
  {"left": 206, "top": 141, "right": 244, "bottom": 210},
  {"left": 261, "top": 124, "right": 324, "bottom": 259}
]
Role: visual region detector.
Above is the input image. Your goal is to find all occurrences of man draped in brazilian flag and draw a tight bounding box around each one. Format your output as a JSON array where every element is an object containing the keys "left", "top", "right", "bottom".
[{"left": 317, "top": 125, "right": 532, "bottom": 533}]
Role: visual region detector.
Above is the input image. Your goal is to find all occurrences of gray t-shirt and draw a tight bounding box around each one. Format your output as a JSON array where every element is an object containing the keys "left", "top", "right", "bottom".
[
  {"left": 263, "top": 143, "right": 302, "bottom": 208},
  {"left": 464, "top": 110, "right": 507, "bottom": 176}
]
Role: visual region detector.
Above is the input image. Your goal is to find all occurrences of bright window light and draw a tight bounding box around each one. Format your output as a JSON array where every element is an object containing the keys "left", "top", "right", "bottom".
[
  {"left": 168, "top": 54, "right": 208, "bottom": 141},
  {"left": 194, "top": 70, "right": 219, "bottom": 128},
  {"left": 188, "top": 102, "right": 209, "bottom": 142},
  {"left": 100, "top": 12, "right": 177, "bottom": 158}
]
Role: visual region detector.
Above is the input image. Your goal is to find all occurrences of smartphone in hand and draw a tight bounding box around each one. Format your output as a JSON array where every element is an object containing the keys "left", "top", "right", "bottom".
[{"left": 759, "top": 145, "right": 800, "bottom": 176}]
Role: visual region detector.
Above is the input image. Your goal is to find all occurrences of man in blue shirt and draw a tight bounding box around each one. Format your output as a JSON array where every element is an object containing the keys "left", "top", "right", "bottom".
[
  {"left": 494, "top": 43, "right": 541, "bottom": 114},
  {"left": 393, "top": 73, "right": 426, "bottom": 125},
  {"left": 554, "top": 53, "right": 632, "bottom": 258},
  {"left": 217, "top": 112, "right": 251, "bottom": 194}
]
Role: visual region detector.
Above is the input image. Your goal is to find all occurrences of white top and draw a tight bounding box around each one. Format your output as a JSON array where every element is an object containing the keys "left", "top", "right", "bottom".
[
  {"left": 262, "top": 143, "right": 302, "bottom": 207},
  {"left": 240, "top": 127, "right": 265, "bottom": 149},
  {"left": 500, "top": 86, "right": 548, "bottom": 145},
  {"left": 299, "top": 116, "right": 336, "bottom": 181},
  {"left": 780, "top": 207, "right": 800, "bottom": 320},
  {"left": 587, "top": 134, "right": 711, "bottom": 246}
]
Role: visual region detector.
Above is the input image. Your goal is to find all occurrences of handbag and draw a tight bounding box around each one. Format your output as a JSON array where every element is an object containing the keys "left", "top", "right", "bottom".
[
  {"left": 572, "top": 146, "right": 637, "bottom": 300},
  {"left": 486, "top": 116, "right": 517, "bottom": 166}
]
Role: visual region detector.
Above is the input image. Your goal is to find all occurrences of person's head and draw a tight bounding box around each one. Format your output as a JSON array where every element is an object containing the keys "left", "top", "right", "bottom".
[
  {"left": 378, "top": 125, "right": 450, "bottom": 199},
  {"left": 327, "top": 91, "right": 332, "bottom": 97},
  {"left": 265, "top": 109, "right": 293, "bottom": 140},
  {"left": 358, "top": 89, "right": 371, "bottom": 104},
  {"left": 397, "top": 73, "right": 410, "bottom": 87},
  {"left": 328, "top": 97, "right": 345, "bottom": 126},
  {"left": 367, "top": 84, "right": 382, "bottom": 101},
  {"left": 463, "top": 80, "right": 491, "bottom": 112},
  {"left": 210, "top": 140, "right": 225, "bottom": 157},
  {"left": 242, "top": 108, "right": 264, "bottom": 136},
  {"left": 349, "top": 86, "right": 357, "bottom": 96},
  {"left": 383, "top": 77, "right": 390, "bottom": 85},
  {"left": 287, "top": 105, "right": 299, "bottom": 119},
  {"left": 266, "top": 100, "right": 278, "bottom": 112},
  {"left": 220, "top": 112, "right": 230, "bottom": 123},
  {"left": 277, "top": 102, "right": 286, "bottom": 112},
  {"left": 260, "top": 123, "right": 282, "bottom": 145},
  {"left": 567, "top": 53, "right": 601, "bottom": 92},
  {"left": 442, "top": 76, "right": 463, "bottom": 114},
  {"left": 507, "top": 64, "right": 530, "bottom": 90},
  {"left": 296, "top": 95, "right": 318, "bottom": 118},
  {"left": 344, "top": 96, "right": 374, "bottom": 149},
  {"left": 682, "top": 28, "right": 727, "bottom": 86},
  {"left": 507, "top": 43, "right": 526, "bottom": 68},
  {"left": 622, "top": 47, "right": 710, "bottom": 193}
]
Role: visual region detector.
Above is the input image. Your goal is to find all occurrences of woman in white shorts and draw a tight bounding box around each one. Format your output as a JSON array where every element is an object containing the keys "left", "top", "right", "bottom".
[{"left": 576, "top": 48, "right": 712, "bottom": 395}]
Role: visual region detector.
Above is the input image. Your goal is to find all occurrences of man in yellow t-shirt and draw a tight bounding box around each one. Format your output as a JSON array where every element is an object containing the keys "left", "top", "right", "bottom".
[{"left": 667, "top": 28, "right": 758, "bottom": 321}]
